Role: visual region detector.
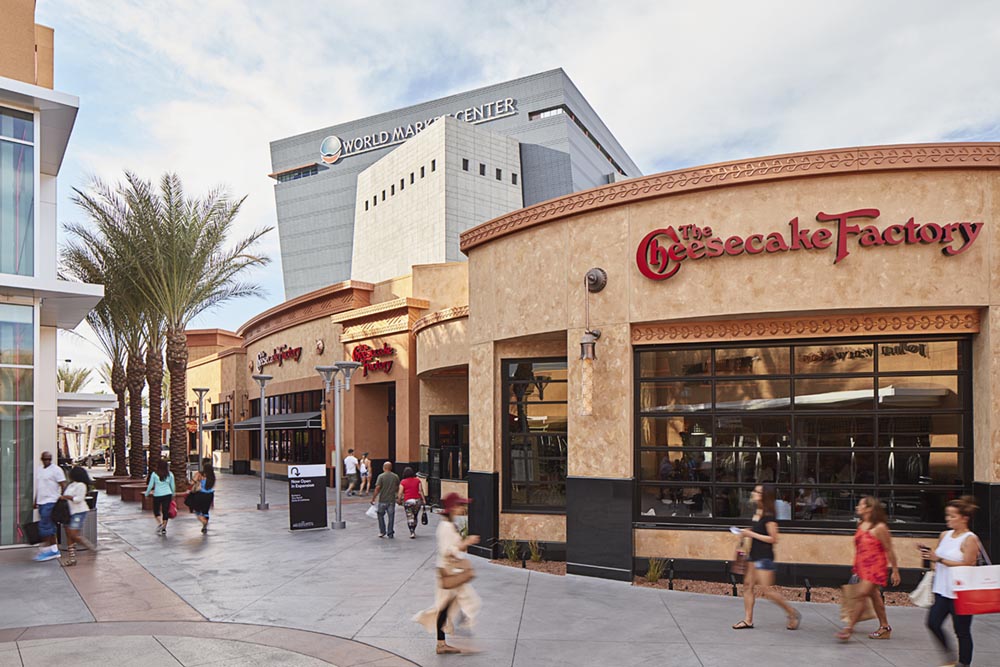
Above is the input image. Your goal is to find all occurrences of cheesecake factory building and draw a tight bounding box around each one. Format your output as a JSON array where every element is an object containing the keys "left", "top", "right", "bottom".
[{"left": 459, "top": 142, "right": 1000, "bottom": 580}]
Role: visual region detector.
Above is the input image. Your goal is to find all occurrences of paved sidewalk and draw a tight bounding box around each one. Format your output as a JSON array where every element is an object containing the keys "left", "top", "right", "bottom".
[{"left": 2, "top": 473, "right": 998, "bottom": 666}]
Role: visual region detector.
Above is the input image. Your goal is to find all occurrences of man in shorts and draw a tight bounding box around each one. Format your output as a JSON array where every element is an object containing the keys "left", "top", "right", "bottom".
[
  {"left": 344, "top": 449, "right": 359, "bottom": 496},
  {"left": 33, "top": 451, "right": 65, "bottom": 562}
]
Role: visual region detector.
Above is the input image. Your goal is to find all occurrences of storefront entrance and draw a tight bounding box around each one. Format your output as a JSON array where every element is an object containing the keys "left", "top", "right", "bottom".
[
  {"left": 354, "top": 382, "right": 397, "bottom": 467},
  {"left": 427, "top": 416, "right": 469, "bottom": 501}
]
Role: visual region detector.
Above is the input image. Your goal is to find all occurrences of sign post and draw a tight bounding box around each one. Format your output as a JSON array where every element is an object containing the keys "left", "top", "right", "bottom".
[{"left": 288, "top": 464, "right": 328, "bottom": 531}]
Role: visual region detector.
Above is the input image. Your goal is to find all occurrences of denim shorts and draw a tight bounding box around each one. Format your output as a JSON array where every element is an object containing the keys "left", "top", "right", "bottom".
[
  {"left": 68, "top": 511, "right": 87, "bottom": 530},
  {"left": 753, "top": 558, "right": 776, "bottom": 571},
  {"left": 38, "top": 503, "right": 56, "bottom": 538}
]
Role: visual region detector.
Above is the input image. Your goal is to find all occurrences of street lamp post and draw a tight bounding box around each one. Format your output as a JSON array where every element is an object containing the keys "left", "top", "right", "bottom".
[
  {"left": 316, "top": 361, "right": 361, "bottom": 529},
  {"left": 251, "top": 374, "right": 272, "bottom": 510},
  {"left": 193, "top": 387, "right": 209, "bottom": 474}
]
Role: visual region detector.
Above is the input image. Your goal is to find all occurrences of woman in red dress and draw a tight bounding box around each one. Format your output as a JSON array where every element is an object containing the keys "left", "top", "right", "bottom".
[{"left": 837, "top": 496, "right": 901, "bottom": 641}]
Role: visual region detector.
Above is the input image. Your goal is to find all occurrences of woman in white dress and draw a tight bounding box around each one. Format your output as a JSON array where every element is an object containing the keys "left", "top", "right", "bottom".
[{"left": 414, "top": 492, "right": 481, "bottom": 655}]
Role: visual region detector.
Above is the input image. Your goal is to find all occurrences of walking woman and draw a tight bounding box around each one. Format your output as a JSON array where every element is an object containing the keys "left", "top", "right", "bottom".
[
  {"left": 59, "top": 466, "right": 96, "bottom": 565},
  {"left": 732, "top": 483, "right": 801, "bottom": 630},
  {"left": 359, "top": 452, "right": 372, "bottom": 494},
  {"left": 190, "top": 462, "right": 216, "bottom": 534},
  {"left": 837, "top": 495, "right": 901, "bottom": 641},
  {"left": 414, "top": 493, "right": 481, "bottom": 655},
  {"left": 921, "top": 496, "right": 981, "bottom": 667},
  {"left": 144, "top": 460, "right": 175, "bottom": 536},
  {"left": 398, "top": 467, "right": 427, "bottom": 539}
]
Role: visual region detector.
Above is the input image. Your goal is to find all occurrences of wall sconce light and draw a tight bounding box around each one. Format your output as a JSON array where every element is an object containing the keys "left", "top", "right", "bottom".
[{"left": 579, "top": 267, "right": 607, "bottom": 416}]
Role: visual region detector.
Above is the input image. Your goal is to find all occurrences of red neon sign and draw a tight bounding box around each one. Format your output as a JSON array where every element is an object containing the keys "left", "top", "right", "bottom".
[
  {"left": 636, "top": 209, "right": 983, "bottom": 281},
  {"left": 352, "top": 343, "right": 395, "bottom": 376}
]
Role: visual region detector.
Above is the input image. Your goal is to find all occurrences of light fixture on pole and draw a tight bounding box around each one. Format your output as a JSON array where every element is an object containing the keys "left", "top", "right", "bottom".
[
  {"left": 316, "top": 361, "right": 362, "bottom": 529},
  {"left": 251, "top": 374, "right": 272, "bottom": 510},
  {"left": 193, "top": 387, "right": 209, "bottom": 473},
  {"left": 579, "top": 268, "right": 607, "bottom": 416}
]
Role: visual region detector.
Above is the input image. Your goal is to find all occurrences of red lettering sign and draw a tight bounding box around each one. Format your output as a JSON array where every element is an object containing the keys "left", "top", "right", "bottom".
[
  {"left": 352, "top": 343, "right": 396, "bottom": 377},
  {"left": 635, "top": 210, "right": 983, "bottom": 281},
  {"left": 254, "top": 344, "right": 303, "bottom": 372}
]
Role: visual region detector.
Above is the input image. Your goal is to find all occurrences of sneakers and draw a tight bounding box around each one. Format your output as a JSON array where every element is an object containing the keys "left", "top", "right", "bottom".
[
  {"left": 201, "top": 524, "right": 208, "bottom": 534},
  {"left": 33, "top": 548, "right": 59, "bottom": 562},
  {"left": 156, "top": 524, "right": 164, "bottom": 535}
]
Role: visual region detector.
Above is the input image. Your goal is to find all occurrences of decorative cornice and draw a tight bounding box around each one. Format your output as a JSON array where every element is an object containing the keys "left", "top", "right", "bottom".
[
  {"left": 413, "top": 305, "right": 470, "bottom": 336},
  {"left": 460, "top": 142, "right": 1000, "bottom": 253},
  {"left": 238, "top": 281, "right": 374, "bottom": 346},
  {"left": 340, "top": 315, "right": 412, "bottom": 344},
  {"left": 631, "top": 309, "right": 981, "bottom": 344},
  {"left": 330, "top": 297, "right": 430, "bottom": 324}
]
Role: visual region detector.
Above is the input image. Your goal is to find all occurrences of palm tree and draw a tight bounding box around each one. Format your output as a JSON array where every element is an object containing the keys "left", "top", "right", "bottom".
[
  {"left": 57, "top": 365, "right": 92, "bottom": 393},
  {"left": 145, "top": 318, "right": 165, "bottom": 473},
  {"left": 74, "top": 172, "right": 271, "bottom": 488}
]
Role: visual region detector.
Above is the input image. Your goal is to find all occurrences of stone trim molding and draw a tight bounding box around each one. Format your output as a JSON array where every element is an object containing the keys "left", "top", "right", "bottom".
[
  {"left": 631, "top": 308, "right": 981, "bottom": 344},
  {"left": 460, "top": 142, "right": 1000, "bottom": 253},
  {"left": 330, "top": 297, "right": 430, "bottom": 324},
  {"left": 339, "top": 315, "right": 413, "bottom": 344},
  {"left": 238, "top": 281, "right": 373, "bottom": 346},
  {"left": 413, "top": 305, "right": 470, "bottom": 336}
]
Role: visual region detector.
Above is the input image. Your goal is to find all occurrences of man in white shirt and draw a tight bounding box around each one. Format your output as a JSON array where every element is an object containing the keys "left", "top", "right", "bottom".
[
  {"left": 33, "top": 451, "right": 65, "bottom": 562},
  {"left": 344, "top": 449, "right": 359, "bottom": 496}
]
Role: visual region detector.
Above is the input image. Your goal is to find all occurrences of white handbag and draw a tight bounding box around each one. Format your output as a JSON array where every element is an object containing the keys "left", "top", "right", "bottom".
[
  {"left": 909, "top": 570, "right": 934, "bottom": 608},
  {"left": 365, "top": 504, "right": 379, "bottom": 519}
]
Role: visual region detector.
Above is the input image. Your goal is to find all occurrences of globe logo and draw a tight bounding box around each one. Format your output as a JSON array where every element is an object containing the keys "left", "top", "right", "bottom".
[{"left": 320, "top": 135, "right": 343, "bottom": 164}]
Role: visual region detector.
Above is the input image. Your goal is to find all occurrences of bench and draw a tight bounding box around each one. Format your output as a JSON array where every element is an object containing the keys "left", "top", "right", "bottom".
[
  {"left": 120, "top": 483, "right": 147, "bottom": 502},
  {"left": 104, "top": 478, "right": 140, "bottom": 495},
  {"left": 95, "top": 476, "right": 131, "bottom": 491}
]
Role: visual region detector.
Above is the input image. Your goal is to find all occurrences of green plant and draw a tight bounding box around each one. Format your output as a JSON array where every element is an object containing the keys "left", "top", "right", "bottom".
[
  {"left": 528, "top": 539, "right": 543, "bottom": 562},
  {"left": 646, "top": 557, "right": 666, "bottom": 584},
  {"left": 502, "top": 539, "right": 519, "bottom": 562}
]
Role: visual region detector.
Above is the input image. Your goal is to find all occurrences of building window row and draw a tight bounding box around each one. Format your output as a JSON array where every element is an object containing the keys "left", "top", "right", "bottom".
[
  {"left": 1, "top": 107, "right": 35, "bottom": 277},
  {"left": 210, "top": 401, "right": 231, "bottom": 453},
  {"left": 528, "top": 104, "right": 627, "bottom": 177},
  {"left": 461, "top": 157, "right": 518, "bottom": 185},
  {"left": 634, "top": 337, "right": 972, "bottom": 529},
  {"left": 276, "top": 164, "right": 319, "bottom": 183},
  {"left": 363, "top": 159, "right": 437, "bottom": 212},
  {"left": 249, "top": 390, "right": 325, "bottom": 464}
]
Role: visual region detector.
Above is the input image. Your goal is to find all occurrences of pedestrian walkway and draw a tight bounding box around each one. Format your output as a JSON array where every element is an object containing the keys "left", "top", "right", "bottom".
[{"left": 2, "top": 473, "right": 998, "bottom": 666}]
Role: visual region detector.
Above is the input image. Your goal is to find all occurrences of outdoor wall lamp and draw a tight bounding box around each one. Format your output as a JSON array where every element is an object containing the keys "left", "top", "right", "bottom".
[
  {"left": 316, "top": 361, "right": 362, "bottom": 529},
  {"left": 579, "top": 268, "right": 607, "bottom": 416}
]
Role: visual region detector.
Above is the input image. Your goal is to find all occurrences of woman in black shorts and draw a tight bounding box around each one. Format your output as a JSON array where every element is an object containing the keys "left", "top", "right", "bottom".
[{"left": 732, "top": 483, "right": 801, "bottom": 630}]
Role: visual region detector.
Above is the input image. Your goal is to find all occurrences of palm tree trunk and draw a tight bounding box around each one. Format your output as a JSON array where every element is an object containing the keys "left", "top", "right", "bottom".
[
  {"left": 111, "top": 360, "right": 128, "bottom": 476},
  {"left": 126, "top": 351, "right": 147, "bottom": 479},
  {"left": 166, "top": 329, "right": 189, "bottom": 491},
  {"left": 146, "top": 345, "right": 164, "bottom": 473}
]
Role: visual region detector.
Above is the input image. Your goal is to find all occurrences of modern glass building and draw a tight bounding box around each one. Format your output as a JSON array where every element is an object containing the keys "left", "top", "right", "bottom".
[{"left": 0, "top": 0, "right": 103, "bottom": 546}]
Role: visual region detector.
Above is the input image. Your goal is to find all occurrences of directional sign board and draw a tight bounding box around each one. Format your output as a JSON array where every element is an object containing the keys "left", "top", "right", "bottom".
[{"left": 288, "top": 464, "right": 328, "bottom": 530}]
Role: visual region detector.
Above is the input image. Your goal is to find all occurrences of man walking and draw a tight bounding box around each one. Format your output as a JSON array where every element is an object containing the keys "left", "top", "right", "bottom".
[
  {"left": 33, "top": 451, "right": 65, "bottom": 562},
  {"left": 371, "top": 461, "right": 400, "bottom": 538},
  {"left": 344, "top": 449, "right": 359, "bottom": 496}
]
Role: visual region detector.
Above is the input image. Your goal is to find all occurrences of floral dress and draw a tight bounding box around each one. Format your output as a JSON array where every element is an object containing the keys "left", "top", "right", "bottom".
[{"left": 853, "top": 527, "right": 888, "bottom": 586}]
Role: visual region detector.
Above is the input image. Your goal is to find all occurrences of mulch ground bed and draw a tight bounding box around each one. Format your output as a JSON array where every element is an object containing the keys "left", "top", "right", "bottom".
[
  {"left": 491, "top": 558, "right": 567, "bottom": 575},
  {"left": 633, "top": 577, "right": 915, "bottom": 607}
]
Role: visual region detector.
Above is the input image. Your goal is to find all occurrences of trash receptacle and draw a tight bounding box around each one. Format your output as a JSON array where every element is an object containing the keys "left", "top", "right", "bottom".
[{"left": 60, "top": 490, "right": 98, "bottom": 551}]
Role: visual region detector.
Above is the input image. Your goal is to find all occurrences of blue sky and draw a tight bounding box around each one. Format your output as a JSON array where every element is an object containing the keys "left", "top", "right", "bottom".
[{"left": 42, "top": 0, "right": 1000, "bottom": 382}]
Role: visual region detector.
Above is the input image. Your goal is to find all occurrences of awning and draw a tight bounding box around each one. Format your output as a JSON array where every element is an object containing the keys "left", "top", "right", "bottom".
[
  {"left": 234, "top": 411, "right": 323, "bottom": 431},
  {"left": 201, "top": 418, "right": 227, "bottom": 432}
]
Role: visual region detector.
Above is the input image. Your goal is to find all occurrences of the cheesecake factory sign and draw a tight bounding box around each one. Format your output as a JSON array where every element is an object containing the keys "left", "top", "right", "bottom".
[
  {"left": 352, "top": 343, "right": 396, "bottom": 377},
  {"left": 636, "top": 208, "right": 983, "bottom": 281}
]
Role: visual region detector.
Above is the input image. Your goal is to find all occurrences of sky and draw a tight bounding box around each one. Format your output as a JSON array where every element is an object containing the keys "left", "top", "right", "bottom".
[{"left": 42, "top": 0, "right": 1000, "bottom": 389}]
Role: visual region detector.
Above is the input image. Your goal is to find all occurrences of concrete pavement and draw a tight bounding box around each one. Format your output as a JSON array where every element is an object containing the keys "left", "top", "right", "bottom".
[{"left": 1, "top": 473, "right": 998, "bottom": 666}]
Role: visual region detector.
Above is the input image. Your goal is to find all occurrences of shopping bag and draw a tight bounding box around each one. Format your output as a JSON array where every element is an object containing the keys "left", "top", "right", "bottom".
[
  {"left": 168, "top": 499, "right": 178, "bottom": 519},
  {"left": 840, "top": 582, "right": 877, "bottom": 623},
  {"left": 365, "top": 504, "right": 379, "bottom": 519},
  {"left": 909, "top": 571, "right": 934, "bottom": 608},
  {"left": 952, "top": 565, "right": 1000, "bottom": 615}
]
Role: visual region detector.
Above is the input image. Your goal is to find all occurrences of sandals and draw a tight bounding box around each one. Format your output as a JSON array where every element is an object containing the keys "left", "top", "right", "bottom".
[
  {"left": 868, "top": 625, "right": 892, "bottom": 640},
  {"left": 436, "top": 643, "right": 462, "bottom": 654},
  {"left": 835, "top": 627, "right": 852, "bottom": 641},
  {"left": 731, "top": 620, "right": 754, "bottom": 630},
  {"left": 787, "top": 610, "right": 802, "bottom": 630}
]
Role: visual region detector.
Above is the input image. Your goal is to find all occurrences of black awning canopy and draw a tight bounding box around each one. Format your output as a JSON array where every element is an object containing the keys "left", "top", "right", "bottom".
[
  {"left": 233, "top": 411, "right": 323, "bottom": 431},
  {"left": 201, "top": 418, "right": 227, "bottom": 432}
]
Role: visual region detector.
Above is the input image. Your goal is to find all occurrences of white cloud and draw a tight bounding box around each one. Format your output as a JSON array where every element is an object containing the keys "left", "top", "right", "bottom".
[{"left": 42, "top": 0, "right": 1000, "bottom": 369}]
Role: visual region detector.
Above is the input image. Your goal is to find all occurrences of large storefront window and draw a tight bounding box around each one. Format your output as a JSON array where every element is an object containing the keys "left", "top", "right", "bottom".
[
  {"left": 502, "top": 358, "right": 568, "bottom": 511},
  {"left": 249, "top": 390, "right": 324, "bottom": 464},
  {"left": 210, "top": 402, "right": 230, "bottom": 452},
  {"left": 1, "top": 108, "right": 34, "bottom": 277},
  {"left": 0, "top": 304, "right": 34, "bottom": 545},
  {"left": 635, "top": 338, "right": 971, "bottom": 528}
]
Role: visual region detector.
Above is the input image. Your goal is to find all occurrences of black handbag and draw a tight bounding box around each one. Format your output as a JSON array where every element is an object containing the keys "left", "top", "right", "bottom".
[
  {"left": 21, "top": 521, "right": 41, "bottom": 545},
  {"left": 421, "top": 506, "right": 428, "bottom": 525},
  {"left": 52, "top": 499, "right": 71, "bottom": 525}
]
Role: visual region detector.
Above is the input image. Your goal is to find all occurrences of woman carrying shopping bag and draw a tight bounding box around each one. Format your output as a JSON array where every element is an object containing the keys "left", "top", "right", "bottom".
[
  {"left": 397, "top": 467, "right": 426, "bottom": 539},
  {"left": 919, "top": 496, "right": 982, "bottom": 667}
]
